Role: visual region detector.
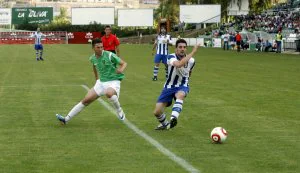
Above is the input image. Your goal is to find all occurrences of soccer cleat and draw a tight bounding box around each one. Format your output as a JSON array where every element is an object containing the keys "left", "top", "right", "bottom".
[
  {"left": 36, "top": 58, "right": 40, "bottom": 61},
  {"left": 56, "top": 114, "right": 66, "bottom": 125},
  {"left": 169, "top": 117, "right": 177, "bottom": 129},
  {"left": 39, "top": 57, "right": 44, "bottom": 61},
  {"left": 117, "top": 109, "right": 125, "bottom": 121},
  {"left": 155, "top": 122, "right": 170, "bottom": 130},
  {"left": 152, "top": 76, "right": 158, "bottom": 81}
]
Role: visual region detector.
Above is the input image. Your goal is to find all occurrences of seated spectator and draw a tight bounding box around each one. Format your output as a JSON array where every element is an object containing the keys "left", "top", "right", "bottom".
[
  {"left": 206, "top": 40, "right": 212, "bottom": 47},
  {"left": 241, "top": 40, "right": 249, "bottom": 50},
  {"left": 256, "top": 37, "right": 263, "bottom": 51},
  {"left": 272, "top": 41, "right": 277, "bottom": 52},
  {"left": 264, "top": 40, "right": 272, "bottom": 52}
]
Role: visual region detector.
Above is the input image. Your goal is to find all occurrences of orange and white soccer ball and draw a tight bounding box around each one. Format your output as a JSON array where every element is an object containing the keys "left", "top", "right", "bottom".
[{"left": 210, "top": 127, "right": 228, "bottom": 143}]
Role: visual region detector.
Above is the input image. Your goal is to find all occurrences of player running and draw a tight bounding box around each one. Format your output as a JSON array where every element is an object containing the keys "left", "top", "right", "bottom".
[
  {"left": 151, "top": 26, "right": 172, "bottom": 81},
  {"left": 56, "top": 38, "right": 127, "bottom": 124},
  {"left": 153, "top": 39, "right": 200, "bottom": 130}
]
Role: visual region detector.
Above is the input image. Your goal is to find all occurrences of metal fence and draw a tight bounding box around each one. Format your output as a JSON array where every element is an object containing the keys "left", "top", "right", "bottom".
[{"left": 284, "top": 41, "right": 297, "bottom": 50}]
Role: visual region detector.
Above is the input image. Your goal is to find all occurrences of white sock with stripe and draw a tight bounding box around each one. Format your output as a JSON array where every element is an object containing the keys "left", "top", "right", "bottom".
[
  {"left": 153, "top": 66, "right": 159, "bottom": 77},
  {"left": 156, "top": 113, "right": 168, "bottom": 126},
  {"left": 171, "top": 99, "right": 183, "bottom": 120}
]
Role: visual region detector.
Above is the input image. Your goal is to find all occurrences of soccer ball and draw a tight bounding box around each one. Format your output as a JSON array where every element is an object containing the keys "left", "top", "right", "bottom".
[{"left": 210, "top": 127, "right": 228, "bottom": 143}]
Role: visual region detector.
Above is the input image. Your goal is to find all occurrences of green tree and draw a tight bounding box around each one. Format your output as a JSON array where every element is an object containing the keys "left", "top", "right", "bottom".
[
  {"left": 52, "top": 7, "right": 70, "bottom": 25},
  {"left": 249, "top": 0, "right": 272, "bottom": 13},
  {"left": 154, "top": 0, "right": 179, "bottom": 25}
]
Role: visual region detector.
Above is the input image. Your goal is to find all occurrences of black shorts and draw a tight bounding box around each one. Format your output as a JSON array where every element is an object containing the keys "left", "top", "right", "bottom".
[{"left": 236, "top": 41, "right": 241, "bottom": 46}]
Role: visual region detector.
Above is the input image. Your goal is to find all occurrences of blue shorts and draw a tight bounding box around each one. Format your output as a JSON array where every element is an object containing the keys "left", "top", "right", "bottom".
[
  {"left": 154, "top": 54, "right": 168, "bottom": 64},
  {"left": 34, "top": 44, "right": 43, "bottom": 50},
  {"left": 157, "top": 86, "right": 189, "bottom": 107}
]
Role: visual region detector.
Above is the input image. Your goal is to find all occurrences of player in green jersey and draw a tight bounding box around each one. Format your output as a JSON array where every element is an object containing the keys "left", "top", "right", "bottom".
[{"left": 56, "top": 38, "right": 127, "bottom": 124}]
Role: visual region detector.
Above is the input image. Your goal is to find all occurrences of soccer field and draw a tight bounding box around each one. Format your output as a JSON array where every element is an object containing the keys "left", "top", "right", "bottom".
[{"left": 0, "top": 44, "right": 299, "bottom": 173}]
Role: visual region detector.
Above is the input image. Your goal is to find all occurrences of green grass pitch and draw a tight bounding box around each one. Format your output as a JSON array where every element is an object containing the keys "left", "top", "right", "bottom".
[{"left": 0, "top": 44, "right": 299, "bottom": 173}]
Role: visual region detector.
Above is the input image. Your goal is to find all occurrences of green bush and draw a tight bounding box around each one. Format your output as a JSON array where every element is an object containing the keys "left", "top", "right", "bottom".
[{"left": 15, "top": 21, "right": 156, "bottom": 38}]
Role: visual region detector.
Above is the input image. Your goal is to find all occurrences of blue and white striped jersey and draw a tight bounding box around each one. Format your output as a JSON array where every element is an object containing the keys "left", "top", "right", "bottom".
[
  {"left": 156, "top": 34, "right": 172, "bottom": 55},
  {"left": 164, "top": 53, "right": 195, "bottom": 89},
  {"left": 30, "top": 32, "right": 46, "bottom": 45}
]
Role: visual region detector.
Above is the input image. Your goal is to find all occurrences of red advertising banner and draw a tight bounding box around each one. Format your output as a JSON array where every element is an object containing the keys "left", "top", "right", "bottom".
[
  {"left": 67, "top": 32, "right": 102, "bottom": 44},
  {"left": 0, "top": 31, "right": 67, "bottom": 44},
  {"left": 0, "top": 31, "right": 102, "bottom": 44}
]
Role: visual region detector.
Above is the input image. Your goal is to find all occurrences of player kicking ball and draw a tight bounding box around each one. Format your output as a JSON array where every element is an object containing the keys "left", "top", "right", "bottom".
[
  {"left": 153, "top": 39, "right": 200, "bottom": 130},
  {"left": 56, "top": 38, "right": 127, "bottom": 124}
]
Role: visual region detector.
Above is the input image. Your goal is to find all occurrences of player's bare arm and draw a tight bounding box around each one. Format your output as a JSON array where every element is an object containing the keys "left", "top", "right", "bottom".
[
  {"left": 116, "top": 45, "right": 120, "bottom": 57},
  {"left": 116, "top": 59, "right": 127, "bottom": 74},
  {"left": 172, "top": 44, "right": 200, "bottom": 68},
  {"left": 152, "top": 41, "right": 157, "bottom": 55},
  {"left": 93, "top": 65, "right": 99, "bottom": 80}
]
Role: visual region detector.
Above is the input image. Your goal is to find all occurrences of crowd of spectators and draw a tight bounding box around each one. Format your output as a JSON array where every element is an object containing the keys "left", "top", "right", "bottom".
[
  {"left": 204, "top": 2, "right": 300, "bottom": 52},
  {"left": 232, "top": 11, "right": 300, "bottom": 33},
  {"left": 219, "top": 1, "right": 300, "bottom": 34}
]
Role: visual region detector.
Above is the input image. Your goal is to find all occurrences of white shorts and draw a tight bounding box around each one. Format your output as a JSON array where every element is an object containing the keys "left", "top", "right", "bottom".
[{"left": 93, "top": 80, "right": 121, "bottom": 97}]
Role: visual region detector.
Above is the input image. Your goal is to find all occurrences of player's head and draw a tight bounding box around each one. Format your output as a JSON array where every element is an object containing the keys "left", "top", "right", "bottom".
[
  {"left": 92, "top": 38, "right": 103, "bottom": 54},
  {"left": 160, "top": 26, "right": 166, "bottom": 34},
  {"left": 175, "top": 39, "right": 187, "bottom": 58},
  {"left": 104, "top": 25, "right": 112, "bottom": 36},
  {"left": 37, "top": 28, "right": 40, "bottom": 32}
]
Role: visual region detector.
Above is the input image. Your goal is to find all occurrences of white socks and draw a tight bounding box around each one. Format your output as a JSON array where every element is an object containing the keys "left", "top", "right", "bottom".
[
  {"left": 153, "top": 66, "right": 159, "bottom": 77},
  {"left": 109, "top": 95, "right": 122, "bottom": 112},
  {"left": 64, "top": 95, "right": 121, "bottom": 123},
  {"left": 171, "top": 99, "right": 183, "bottom": 119},
  {"left": 65, "top": 102, "right": 86, "bottom": 122}
]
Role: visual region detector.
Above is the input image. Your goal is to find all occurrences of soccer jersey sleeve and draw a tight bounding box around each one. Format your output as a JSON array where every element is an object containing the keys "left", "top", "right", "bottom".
[
  {"left": 110, "top": 52, "right": 121, "bottom": 65},
  {"left": 89, "top": 56, "right": 94, "bottom": 64},
  {"left": 167, "top": 54, "right": 177, "bottom": 66},
  {"left": 114, "top": 35, "right": 120, "bottom": 46},
  {"left": 167, "top": 35, "right": 172, "bottom": 44},
  {"left": 189, "top": 58, "right": 195, "bottom": 70},
  {"left": 29, "top": 32, "right": 37, "bottom": 38}
]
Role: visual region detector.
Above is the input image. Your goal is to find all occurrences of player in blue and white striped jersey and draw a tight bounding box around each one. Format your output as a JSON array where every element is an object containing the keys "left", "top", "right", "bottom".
[
  {"left": 153, "top": 39, "right": 200, "bottom": 130},
  {"left": 29, "top": 28, "right": 47, "bottom": 61},
  {"left": 151, "top": 26, "right": 172, "bottom": 81}
]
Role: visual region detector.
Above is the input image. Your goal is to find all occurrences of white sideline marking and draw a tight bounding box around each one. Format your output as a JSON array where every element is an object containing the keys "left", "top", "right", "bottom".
[{"left": 81, "top": 85, "right": 200, "bottom": 173}]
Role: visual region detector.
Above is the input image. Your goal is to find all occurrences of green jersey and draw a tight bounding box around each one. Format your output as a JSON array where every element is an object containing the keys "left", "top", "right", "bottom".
[{"left": 89, "top": 51, "right": 125, "bottom": 82}]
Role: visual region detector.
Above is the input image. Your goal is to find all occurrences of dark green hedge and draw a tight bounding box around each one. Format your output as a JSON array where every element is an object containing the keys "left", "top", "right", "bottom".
[{"left": 15, "top": 22, "right": 156, "bottom": 38}]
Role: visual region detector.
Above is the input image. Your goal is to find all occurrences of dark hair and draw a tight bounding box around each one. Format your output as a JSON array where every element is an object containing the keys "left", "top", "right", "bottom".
[
  {"left": 160, "top": 24, "right": 166, "bottom": 29},
  {"left": 105, "top": 25, "right": 111, "bottom": 29},
  {"left": 92, "top": 38, "right": 102, "bottom": 47},
  {"left": 159, "top": 25, "right": 166, "bottom": 34},
  {"left": 175, "top": 39, "right": 187, "bottom": 47}
]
